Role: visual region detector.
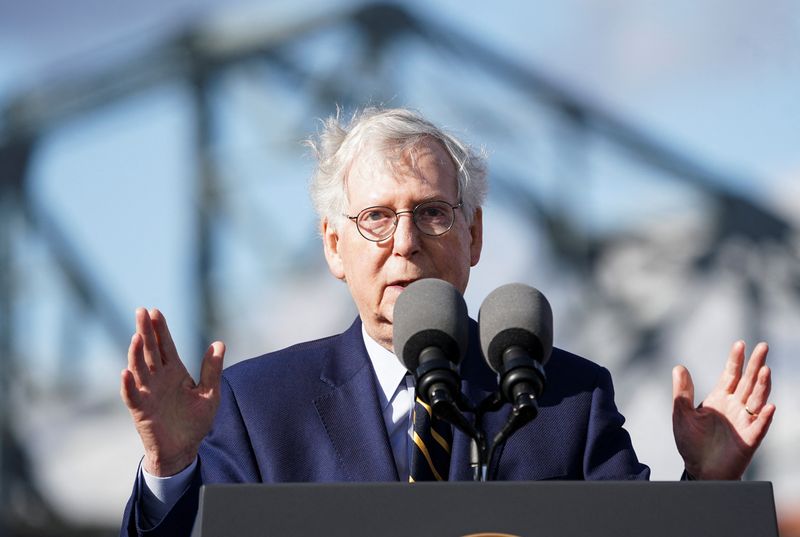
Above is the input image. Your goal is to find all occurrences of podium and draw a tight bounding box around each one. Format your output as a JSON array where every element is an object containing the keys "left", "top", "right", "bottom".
[{"left": 191, "top": 481, "right": 778, "bottom": 537}]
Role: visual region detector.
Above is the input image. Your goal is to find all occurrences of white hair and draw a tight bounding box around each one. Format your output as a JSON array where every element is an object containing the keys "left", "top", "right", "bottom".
[{"left": 306, "top": 107, "right": 488, "bottom": 230}]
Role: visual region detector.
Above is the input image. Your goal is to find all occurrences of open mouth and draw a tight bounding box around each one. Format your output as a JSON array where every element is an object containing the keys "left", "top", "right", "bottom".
[{"left": 388, "top": 279, "right": 416, "bottom": 289}]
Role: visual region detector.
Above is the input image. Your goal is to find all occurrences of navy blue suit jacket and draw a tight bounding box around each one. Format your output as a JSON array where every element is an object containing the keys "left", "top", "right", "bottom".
[{"left": 121, "top": 318, "right": 649, "bottom": 536}]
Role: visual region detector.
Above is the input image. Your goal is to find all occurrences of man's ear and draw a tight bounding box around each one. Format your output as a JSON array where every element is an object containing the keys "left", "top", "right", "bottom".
[
  {"left": 469, "top": 207, "right": 483, "bottom": 267},
  {"left": 322, "top": 218, "right": 346, "bottom": 280}
]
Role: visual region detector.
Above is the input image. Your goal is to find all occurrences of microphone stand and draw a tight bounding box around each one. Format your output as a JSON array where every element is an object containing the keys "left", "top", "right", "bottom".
[
  {"left": 430, "top": 382, "right": 541, "bottom": 482},
  {"left": 414, "top": 349, "right": 486, "bottom": 481},
  {"left": 471, "top": 392, "right": 503, "bottom": 481},
  {"left": 484, "top": 393, "right": 539, "bottom": 481},
  {"left": 415, "top": 350, "right": 545, "bottom": 482},
  {"left": 427, "top": 388, "right": 485, "bottom": 481},
  {"left": 475, "top": 366, "right": 545, "bottom": 480}
]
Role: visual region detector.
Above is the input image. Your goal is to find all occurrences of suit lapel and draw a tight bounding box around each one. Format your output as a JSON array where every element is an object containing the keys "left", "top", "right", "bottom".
[
  {"left": 312, "top": 318, "right": 513, "bottom": 482},
  {"left": 313, "top": 320, "right": 399, "bottom": 481}
]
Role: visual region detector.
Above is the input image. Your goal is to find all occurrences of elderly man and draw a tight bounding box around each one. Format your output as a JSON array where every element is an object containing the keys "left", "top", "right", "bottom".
[{"left": 120, "top": 107, "right": 775, "bottom": 536}]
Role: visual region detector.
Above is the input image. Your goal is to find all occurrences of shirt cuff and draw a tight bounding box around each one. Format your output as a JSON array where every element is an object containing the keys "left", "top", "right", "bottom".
[{"left": 139, "top": 457, "right": 198, "bottom": 527}]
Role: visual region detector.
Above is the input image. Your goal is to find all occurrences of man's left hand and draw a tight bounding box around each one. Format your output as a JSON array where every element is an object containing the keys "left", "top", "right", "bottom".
[{"left": 672, "top": 341, "right": 776, "bottom": 480}]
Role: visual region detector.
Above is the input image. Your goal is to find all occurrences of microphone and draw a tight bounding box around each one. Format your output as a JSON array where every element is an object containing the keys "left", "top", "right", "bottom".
[
  {"left": 394, "top": 278, "right": 484, "bottom": 479},
  {"left": 393, "top": 278, "right": 469, "bottom": 409},
  {"left": 478, "top": 283, "right": 553, "bottom": 479},
  {"left": 478, "top": 283, "right": 553, "bottom": 411}
]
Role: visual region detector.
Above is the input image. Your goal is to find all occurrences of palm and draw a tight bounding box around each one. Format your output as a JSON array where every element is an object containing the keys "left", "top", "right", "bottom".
[
  {"left": 672, "top": 341, "right": 775, "bottom": 480},
  {"left": 120, "top": 308, "right": 225, "bottom": 476}
]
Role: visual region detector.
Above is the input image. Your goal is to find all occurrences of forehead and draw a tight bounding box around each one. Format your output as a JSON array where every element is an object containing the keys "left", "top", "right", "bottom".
[{"left": 345, "top": 137, "right": 458, "bottom": 207}]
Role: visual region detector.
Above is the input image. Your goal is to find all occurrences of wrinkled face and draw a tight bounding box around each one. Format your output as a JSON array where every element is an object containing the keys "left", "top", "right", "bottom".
[{"left": 322, "top": 137, "right": 483, "bottom": 351}]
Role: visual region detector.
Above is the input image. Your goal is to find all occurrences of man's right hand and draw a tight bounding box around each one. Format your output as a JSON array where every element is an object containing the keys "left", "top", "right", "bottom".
[{"left": 120, "top": 308, "right": 225, "bottom": 477}]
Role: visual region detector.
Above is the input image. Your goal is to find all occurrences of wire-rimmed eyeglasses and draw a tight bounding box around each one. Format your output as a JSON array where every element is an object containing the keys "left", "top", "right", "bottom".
[{"left": 345, "top": 200, "right": 463, "bottom": 242}]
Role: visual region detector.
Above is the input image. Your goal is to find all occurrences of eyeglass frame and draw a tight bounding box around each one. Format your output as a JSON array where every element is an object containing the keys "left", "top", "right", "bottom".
[{"left": 344, "top": 199, "right": 464, "bottom": 242}]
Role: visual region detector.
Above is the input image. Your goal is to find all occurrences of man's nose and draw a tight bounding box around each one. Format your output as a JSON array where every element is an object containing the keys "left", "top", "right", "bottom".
[{"left": 392, "top": 211, "right": 421, "bottom": 256}]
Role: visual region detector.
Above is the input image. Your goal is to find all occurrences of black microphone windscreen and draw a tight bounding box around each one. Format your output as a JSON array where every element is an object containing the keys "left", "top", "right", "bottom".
[
  {"left": 478, "top": 283, "right": 553, "bottom": 373},
  {"left": 392, "top": 278, "right": 469, "bottom": 371}
]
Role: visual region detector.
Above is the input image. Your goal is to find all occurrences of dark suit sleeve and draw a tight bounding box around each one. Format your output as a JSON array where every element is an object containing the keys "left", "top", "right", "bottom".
[
  {"left": 120, "top": 374, "right": 261, "bottom": 537},
  {"left": 583, "top": 366, "right": 650, "bottom": 480},
  {"left": 119, "top": 462, "right": 202, "bottom": 537}
]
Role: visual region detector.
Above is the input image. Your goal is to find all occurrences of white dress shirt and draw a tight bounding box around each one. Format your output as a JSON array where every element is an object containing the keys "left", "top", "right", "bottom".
[{"left": 360, "top": 323, "right": 415, "bottom": 480}]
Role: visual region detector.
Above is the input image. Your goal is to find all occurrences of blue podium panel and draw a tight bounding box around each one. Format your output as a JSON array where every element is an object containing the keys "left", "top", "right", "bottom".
[{"left": 192, "top": 481, "right": 778, "bottom": 537}]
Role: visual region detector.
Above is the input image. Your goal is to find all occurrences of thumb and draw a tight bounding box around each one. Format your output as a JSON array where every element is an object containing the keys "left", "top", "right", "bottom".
[
  {"left": 672, "top": 365, "right": 695, "bottom": 414},
  {"left": 199, "top": 341, "right": 225, "bottom": 392}
]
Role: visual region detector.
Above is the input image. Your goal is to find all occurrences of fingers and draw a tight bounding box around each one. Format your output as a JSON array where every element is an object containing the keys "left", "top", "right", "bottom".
[
  {"left": 199, "top": 341, "right": 225, "bottom": 393},
  {"left": 714, "top": 340, "right": 745, "bottom": 394},
  {"left": 672, "top": 365, "right": 695, "bottom": 409},
  {"left": 127, "top": 332, "right": 149, "bottom": 386},
  {"left": 120, "top": 368, "right": 141, "bottom": 408},
  {"left": 126, "top": 306, "right": 224, "bottom": 399},
  {"left": 756, "top": 403, "right": 777, "bottom": 429},
  {"left": 734, "top": 342, "right": 768, "bottom": 402},
  {"left": 136, "top": 307, "right": 163, "bottom": 372},
  {"left": 749, "top": 403, "right": 777, "bottom": 447},
  {"left": 149, "top": 308, "right": 180, "bottom": 366},
  {"left": 745, "top": 364, "right": 772, "bottom": 414}
]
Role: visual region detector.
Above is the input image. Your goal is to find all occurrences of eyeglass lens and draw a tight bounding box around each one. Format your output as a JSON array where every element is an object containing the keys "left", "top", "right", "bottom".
[{"left": 356, "top": 200, "right": 456, "bottom": 241}]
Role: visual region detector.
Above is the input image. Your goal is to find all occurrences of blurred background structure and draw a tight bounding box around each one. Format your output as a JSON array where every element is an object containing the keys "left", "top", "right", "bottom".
[{"left": 1, "top": 0, "right": 799, "bottom": 535}]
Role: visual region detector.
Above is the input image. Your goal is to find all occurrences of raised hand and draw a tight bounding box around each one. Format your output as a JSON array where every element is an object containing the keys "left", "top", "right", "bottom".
[
  {"left": 672, "top": 341, "right": 776, "bottom": 480},
  {"left": 120, "top": 308, "right": 225, "bottom": 476}
]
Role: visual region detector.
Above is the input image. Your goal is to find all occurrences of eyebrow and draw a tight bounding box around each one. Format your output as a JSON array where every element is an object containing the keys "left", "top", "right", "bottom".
[{"left": 355, "top": 196, "right": 457, "bottom": 211}]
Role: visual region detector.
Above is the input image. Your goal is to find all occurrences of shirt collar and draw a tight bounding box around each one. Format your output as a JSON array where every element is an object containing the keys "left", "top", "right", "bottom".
[{"left": 361, "top": 323, "right": 409, "bottom": 411}]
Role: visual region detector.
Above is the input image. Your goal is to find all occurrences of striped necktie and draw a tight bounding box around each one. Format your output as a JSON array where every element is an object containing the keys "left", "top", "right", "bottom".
[{"left": 409, "top": 396, "right": 452, "bottom": 482}]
